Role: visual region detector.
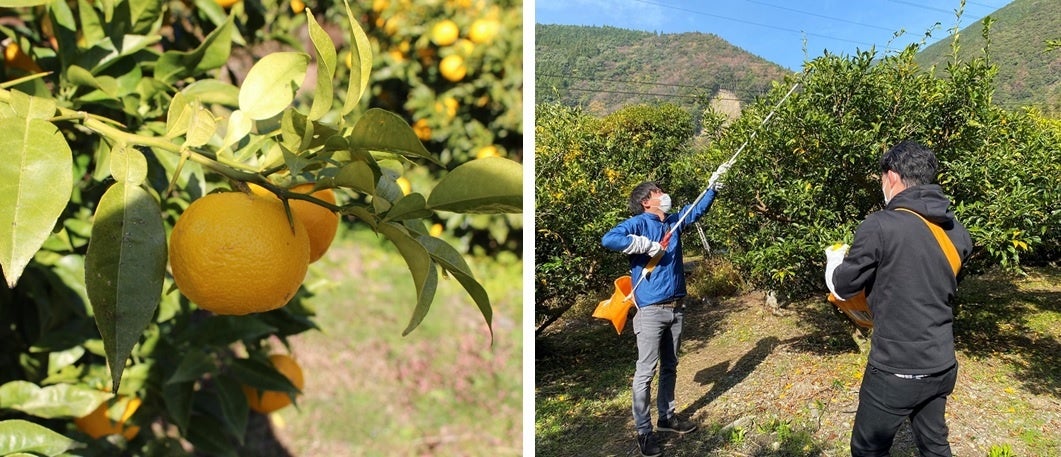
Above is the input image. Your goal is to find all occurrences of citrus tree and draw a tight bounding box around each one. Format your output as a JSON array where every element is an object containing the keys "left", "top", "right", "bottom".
[
  {"left": 534, "top": 102, "right": 697, "bottom": 332},
  {"left": 711, "top": 46, "right": 1060, "bottom": 301},
  {"left": 0, "top": 0, "right": 521, "bottom": 454},
  {"left": 354, "top": 0, "right": 523, "bottom": 254}
]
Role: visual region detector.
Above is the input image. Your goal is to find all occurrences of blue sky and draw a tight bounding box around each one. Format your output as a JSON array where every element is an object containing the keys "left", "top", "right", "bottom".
[{"left": 533, "top": 0, "right": 1011, "bottom": 70}]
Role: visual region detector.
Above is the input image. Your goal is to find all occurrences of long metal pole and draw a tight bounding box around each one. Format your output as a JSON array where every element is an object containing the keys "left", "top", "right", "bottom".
[{"left": 626, "top": 77, "right": 805, "bottom": 301}]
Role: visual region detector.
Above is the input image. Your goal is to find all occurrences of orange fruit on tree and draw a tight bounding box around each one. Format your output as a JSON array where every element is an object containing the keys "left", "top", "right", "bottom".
[
  {"left": 290, "top": 0, "right": 305, "bottom": 13},
  {"left": 412, "top": 118, "right": 432, "bottom": 141},
  {"left": 74, "top": 396, "right": 141, "bottom": 440},
  {"left": 242, "top": 354, "right": 305, "bottom": 414},
  {"left": 439, "top": 54, "right": 466, "bottom": 82},
  {"left": 249, "top": 183, "right": 339, "bottom": 263},
  {"left": 396, "top": 176, "right": 412, "bottom": 195},
  {"left": 214, "top": 0, "right": 241, "bottom": 8},
  {"left": 475, "top": 145, "right": 500, "bottom": 159},
  {"left": 4, "top": 42, "right": 42, "bottom": 73},
  {"left": 168, "top": 191, "right": 310, "bottom": 315},
  {"left": 468, "top": 18, "right": 500, "bottom": 45},
  {"left": 430, "top": 19, "right": 460, "bottom": 46}
]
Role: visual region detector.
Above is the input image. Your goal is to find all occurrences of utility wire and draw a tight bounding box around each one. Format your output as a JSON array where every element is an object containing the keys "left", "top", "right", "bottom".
[
  {"left": 629, "top": 0, "right": 878, "bottom": 48},
  {"left": 742, "top": 0, "right": 895, "bottom": 32}
]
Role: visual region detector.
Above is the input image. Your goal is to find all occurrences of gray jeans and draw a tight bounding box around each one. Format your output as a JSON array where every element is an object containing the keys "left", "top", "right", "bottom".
[{"left": 631, "top": 303, "right": 684, "bottom": 434}]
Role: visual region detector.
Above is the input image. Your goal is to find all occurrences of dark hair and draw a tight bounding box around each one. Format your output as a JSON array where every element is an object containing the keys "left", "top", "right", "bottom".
[
  {"left": 628, "top": 182, "right": 661, "bottom": 215},
  {"left": 880, "top": 140, "right": 938, "bottom": 187}
]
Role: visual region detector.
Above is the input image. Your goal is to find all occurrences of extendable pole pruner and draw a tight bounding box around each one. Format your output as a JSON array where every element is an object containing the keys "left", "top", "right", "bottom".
[{"left": 625, "top": 78, "right": 804, "bottom": 301}]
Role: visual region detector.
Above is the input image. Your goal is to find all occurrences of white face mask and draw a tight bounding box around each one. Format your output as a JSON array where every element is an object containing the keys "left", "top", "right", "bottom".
[
  {"left": 882, "top": 173, "right": 895, "bottom": 204},
  {"left": 657, "top": 193, "right": 672, "bottom": 213}
]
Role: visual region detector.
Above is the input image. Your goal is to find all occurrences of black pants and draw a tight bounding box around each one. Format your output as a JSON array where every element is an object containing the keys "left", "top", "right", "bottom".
[{"left": 851, "top": 362, "right": 958, "bottom": 457}]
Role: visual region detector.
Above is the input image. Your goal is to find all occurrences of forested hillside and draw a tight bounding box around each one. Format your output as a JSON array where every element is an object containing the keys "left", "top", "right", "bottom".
[
  {"left": 537, "top": 0, "right": 1060, "bottom": 117},
  {"left": 915, "top": 0, "right": 1061, "bottom": 115},
  {"left": 535, "top": 24, "right": 790, "bottom": 115}
]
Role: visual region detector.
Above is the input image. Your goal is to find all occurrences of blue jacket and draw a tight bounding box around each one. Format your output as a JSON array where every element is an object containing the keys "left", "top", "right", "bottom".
[{"left": 602, "top": 188, "right": 717, "bottom": 307}]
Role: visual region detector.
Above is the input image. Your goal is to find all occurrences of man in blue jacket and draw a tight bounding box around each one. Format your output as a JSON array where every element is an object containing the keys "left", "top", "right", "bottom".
[
  {"left": 825, "top": 140, "right": 973, "bottom": 456},
  {"left": 602, "top": 178, "right": 721, "bottom": 457}
]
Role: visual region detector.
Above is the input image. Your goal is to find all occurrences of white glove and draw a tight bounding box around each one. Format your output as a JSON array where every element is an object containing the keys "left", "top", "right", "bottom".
[
  {"left": 709, "top": 161, "right": 732, "bottom": 186},
  {"left": 824, "top": 243, "right": 849, "bottom": 299},
  {"left": 622, "top": 235, "right": 663, "bottom": 257}
]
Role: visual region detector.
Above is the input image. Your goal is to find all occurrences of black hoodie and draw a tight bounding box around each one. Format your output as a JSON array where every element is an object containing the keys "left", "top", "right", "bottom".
[{"left": 832, "top": 184, "right": 973, "bottom": 374}]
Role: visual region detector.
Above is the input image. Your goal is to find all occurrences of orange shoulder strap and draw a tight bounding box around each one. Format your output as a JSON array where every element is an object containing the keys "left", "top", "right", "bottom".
[{"left": 895, "top": 208, "right": 961, "bottom": 277}]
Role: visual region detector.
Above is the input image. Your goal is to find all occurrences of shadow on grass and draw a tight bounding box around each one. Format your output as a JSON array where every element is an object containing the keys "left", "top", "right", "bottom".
[
  {"left": 535, "top": 293, "right": 740, "bottom": 456},
  {"left": 953, "top": 269, "right": 1061, "bottom": 398},
  {"left": 682, "top": 336, "right": 783, "bottom": 419}
]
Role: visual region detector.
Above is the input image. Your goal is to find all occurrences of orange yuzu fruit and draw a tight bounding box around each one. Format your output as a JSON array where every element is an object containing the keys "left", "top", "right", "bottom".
[
  {"left": 430, "top": 20, "right": 460, "bottom": 46},
  {"left": 74, "top": 396, "right": 141, "bottom": 440},
  {"left": 249, "top": 183, "right": 339, "bottom": 263},
  {"left": 168, "top": 192, "right": 310, "bottom": 315},
  {"left": 439, "top": 54, "right": 466, "bottom": 82},
  {"left": 468, "top": 18, "right": 500, "bottom": 44},
  {"left": 242, "top": 354, "right": 305, "bottom": 414},
  {"left": 4, "top": 42, "right": 42, "bottom": 73}
]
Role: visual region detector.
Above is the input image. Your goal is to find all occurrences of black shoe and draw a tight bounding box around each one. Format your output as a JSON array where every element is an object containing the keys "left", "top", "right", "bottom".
[
  {"left": 657, "top": 415, "right": 697, "bottom": 434},
  {"left": 637, "top": 432, "right": 662, "bottom": 457}
]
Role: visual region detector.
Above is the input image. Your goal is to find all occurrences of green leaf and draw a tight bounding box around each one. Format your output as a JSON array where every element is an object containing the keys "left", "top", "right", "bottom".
[
  {"left": 84, "top": 180, "right": 167, "bottom": 392},
  {"left": 162, "top": 381, "right": 194, "bottom": 433},
  {"left": 331, "top": 160, "right": 379, "bottom": 195},
  {"left": 0, "top": 419, "right": 82, "bottom": 456},
  {"left": 213, "top": 376, "right": 248, "bottom": 444},
  {"left": 181, "top": 79, "right": 240, "bottom": 107},
  {"left": 179, "top": 315, "right": 277, "bottom": 347},
  {"left": 239, "top": 52, "right": 309, "bottom": 120},
  {"left": 155, "top": 15, "right": 235, "bottom": 84},
  {"left": 342, "top": 0, "right": 373, "bottom": 114},
  {"left": 8, "top": 90, "right": 56, "bottom": 120},
  {"left": 166, "top": 349, "right": 216, "bottom": 385},
  {"left": 228, "top": 359, "right": 298, "bottom": 393},
  {"left": 185, "top": 413, "right": 238, "bottom": 457},
  {"left": 0, "top": 117, "right": 73, "bottom": 288},
  {"left": 306, "top": 10, "right": 336, "bottom": 121},
  {"left": 378, "top": 222, "right": 438, "bottom": 335},
  {"left": 0, "top": 381, "right": 110, "bottom": 419},
  {"left": 427, "top": 157, "right": 523, "bottom": 214},
  {"left": 383, "top": 193, "right": 433, "bottom": 222},
  {"left": 0, "top": 1, "right": 51, "bottom": 6},
  {"left": 109, "top": 144, "right": 148, "bottom": 186},
  {"left": 220, "top": 109, "right": 253, "bottom": 153},
  {"left": 66, "top": 65, "right": 118, "bottom": 99},
  {"left": 185, "top": 105, "right": 218, "bottom": 148},
  {"left": 348, "top": 108, "right": 439, "bottom": 165},
  {"left": 418, "top": 236, "right": 493, "bottom": 336}
]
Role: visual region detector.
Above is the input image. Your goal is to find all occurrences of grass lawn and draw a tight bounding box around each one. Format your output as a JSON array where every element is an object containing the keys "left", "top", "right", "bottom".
[{"left": 259, "top": 225, "right": 523, "bottom": 456}]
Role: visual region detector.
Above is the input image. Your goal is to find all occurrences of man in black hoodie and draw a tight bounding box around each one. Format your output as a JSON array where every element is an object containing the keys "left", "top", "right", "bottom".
[{"left": 824, "top": 140, "right": 973, "bottom": 456}]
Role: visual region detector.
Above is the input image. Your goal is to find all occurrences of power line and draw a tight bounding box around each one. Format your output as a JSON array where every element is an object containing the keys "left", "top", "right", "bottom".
[
  {"left": 629, "top": 0, "right": 878, "bottom": 48},
  {"left": 742, "top": 0, "right": 895, "bottom": 33}
]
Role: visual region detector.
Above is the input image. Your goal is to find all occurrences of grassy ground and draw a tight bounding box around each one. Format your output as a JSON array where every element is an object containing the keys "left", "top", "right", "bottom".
[
  {"left": 536, "top": 265, "right": 1061, "bottom": 456},
  {"left": 248, "top": 225, "right": 523, "bottom": 456}
]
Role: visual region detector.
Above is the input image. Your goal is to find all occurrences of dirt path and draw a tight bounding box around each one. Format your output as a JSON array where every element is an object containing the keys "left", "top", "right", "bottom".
[{"left": 537, "top": 268, "right": 1061, "bottom": 456}]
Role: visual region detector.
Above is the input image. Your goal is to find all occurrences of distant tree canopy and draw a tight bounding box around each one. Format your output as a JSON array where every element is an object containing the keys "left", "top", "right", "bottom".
[{"left": 534, "top": 24, "right": 789, "bottom": 116}]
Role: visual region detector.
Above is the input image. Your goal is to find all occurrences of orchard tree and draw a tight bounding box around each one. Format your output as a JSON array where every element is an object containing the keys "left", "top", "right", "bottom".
[
  {"left": 711, "top": 46, "right": 1060, "bottom": 302},
  {"left": 0, "top": 0, "right": 521, "bottom": 454},
  {"left": 534, "top": 102, "right": 697, "bottom": 333}
]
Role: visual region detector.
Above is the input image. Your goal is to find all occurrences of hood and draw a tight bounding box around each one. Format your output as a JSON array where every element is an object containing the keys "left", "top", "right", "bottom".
[{"left": 885, "top": 184, "right": 955, "bottom": 224}]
